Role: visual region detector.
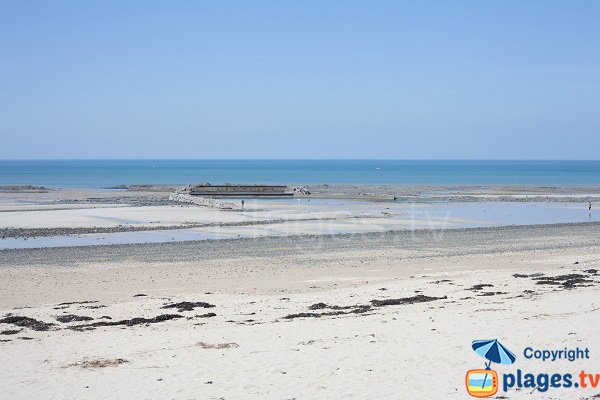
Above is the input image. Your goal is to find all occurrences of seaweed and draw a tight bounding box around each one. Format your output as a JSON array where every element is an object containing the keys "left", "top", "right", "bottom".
[
  {"left": 55, "top": 314, "right": 94, "bottom": 323},
  {"left": 162, "top": 302, "right": 215, "bottom": 312},
  {"left": 285, "top": 295, "right": 444, "bottom": 320},
  {"left": 468, "top": 284, "right": 494, "bottom": 291},
  {"left": 532, "top": 273, "right": 595, "bottom": 289},
  {"left": 196, "top": 313, "right": 217, "bottom": 318},
  {"left": 370, "top": 295, "right": 447, "bottom": 307},
  {"left": 69, "top": 314, "right": 183, "bottom": 330},
  {"left": 0, "top": 316, "right": 54, "bottom": 331}
]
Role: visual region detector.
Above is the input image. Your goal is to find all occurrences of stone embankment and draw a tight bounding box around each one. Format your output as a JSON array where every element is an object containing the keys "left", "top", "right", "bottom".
[{"left": 168, "top": 193, "right": 242, "bottom": 210}]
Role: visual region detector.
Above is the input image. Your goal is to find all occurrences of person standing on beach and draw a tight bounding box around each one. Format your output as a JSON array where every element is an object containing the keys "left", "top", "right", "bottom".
[
  {"left": 590, "top": 202, "right": 592, "bottom": 212},
  {"left": 241, "top": 200, "right": 245, "bottom": 209}
]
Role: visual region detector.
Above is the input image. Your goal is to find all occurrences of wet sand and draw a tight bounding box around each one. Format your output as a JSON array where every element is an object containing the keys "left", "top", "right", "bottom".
[{"left": 1, "top": 185, "right": 598, "bottom": 246}]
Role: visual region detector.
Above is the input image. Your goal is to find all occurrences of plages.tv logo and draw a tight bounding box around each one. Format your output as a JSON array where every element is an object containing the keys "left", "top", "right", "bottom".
[{"left": 466, "top": 339, "right": 516, "bottom": 398}]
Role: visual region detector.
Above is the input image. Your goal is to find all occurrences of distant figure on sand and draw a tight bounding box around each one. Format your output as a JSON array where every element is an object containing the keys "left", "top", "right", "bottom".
[
  {"left": 590, "top": 202, "right": 592, "bottom": 212},
  {"left": 241, "top": 200, "right": 245, "bottom": 208}
]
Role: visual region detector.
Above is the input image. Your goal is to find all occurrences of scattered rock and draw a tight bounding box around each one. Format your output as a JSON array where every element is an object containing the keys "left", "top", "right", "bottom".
[
  {"left": 168, "top": 193, "right": 241, "bottom": 210},
  {"left": 0, "top": 185, "right": 49, "bottom": 193}
]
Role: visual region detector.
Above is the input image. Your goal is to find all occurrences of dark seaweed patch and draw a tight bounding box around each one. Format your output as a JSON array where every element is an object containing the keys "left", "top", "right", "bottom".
[
  {"left": 430, "top": 279, "right": 453, "bottom": 284},
  {"left": 196, "top": 313, "right": 217, "bottom": 318},
  {"left": 55, "top": 314, "right": 94, "bottom": 323},
  {"left": 468, "top": 284, "right": 494, "bottom": 291},
  {"left": 162, "top": 302, "right": 215, "bottom": 312},
  {"left": 532, "top": 273, "right": 595, "bottom": 289},
  {"left": 0, "top": 329, "right": 21, "bottom": 335},
  {"left": 477, "top": 292, "right": 508, "bottom": 297},
  {"left": 285, "top": 295, "right": 444, "bottom": 320},
  {"left": 83, "top": 305, "right": 106, "bottom": 309},
  {"left": 513, "top": 273, "right": 544, "bottom": 278},
  {"left": 57, "top": 300, "right": 99, "bottom": 306},
  {"left": 0, "top": 316, "right": 54, "bottom": 331},
  {"left": 370, "top": 294, "right": 447, "bottom": 307},
  {"left": 69, "top": 314, "right": 183, "bottom": 331},
  {"left": 307, "top": 303, "right": 370, "bottom": 311},
  {"left": 283, "top": 311, "right": 347, "bottom": 320}
]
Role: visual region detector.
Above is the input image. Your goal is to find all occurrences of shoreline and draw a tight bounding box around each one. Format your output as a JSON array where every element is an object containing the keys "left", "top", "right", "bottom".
[{"left": 4, "top": 183, "right": 600, "bottom": 200}]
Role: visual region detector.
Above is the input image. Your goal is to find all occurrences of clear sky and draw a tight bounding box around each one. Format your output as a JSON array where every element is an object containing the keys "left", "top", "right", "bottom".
[{"left": 1, "top": 1, "right": 599, "bottom": 159}]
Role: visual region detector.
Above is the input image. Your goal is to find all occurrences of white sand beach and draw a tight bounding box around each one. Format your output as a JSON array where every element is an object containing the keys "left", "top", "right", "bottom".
[{"left": 1, "top": 187, "right": 600, "bottom": 399}]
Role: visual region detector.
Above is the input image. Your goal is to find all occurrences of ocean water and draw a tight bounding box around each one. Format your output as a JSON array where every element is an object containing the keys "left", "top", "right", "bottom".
[{"left": 1, "top": 160, "right": 600, "bottom": 188}]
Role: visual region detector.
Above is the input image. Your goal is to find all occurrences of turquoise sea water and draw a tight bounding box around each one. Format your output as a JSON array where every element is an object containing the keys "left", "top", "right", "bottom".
[{"left": 1, "top": 160, "right": 600, "bottom": 188}]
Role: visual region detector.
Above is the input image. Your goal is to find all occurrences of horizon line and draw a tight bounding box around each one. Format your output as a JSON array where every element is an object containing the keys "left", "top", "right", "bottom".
[{"left": 2, "top": 158, "right": 600, "bottom": 162}]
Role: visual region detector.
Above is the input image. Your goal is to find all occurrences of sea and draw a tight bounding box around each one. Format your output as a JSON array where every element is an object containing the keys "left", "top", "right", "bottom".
[{"left": 1, "top": 160, "right": 600, "bottom": 188}]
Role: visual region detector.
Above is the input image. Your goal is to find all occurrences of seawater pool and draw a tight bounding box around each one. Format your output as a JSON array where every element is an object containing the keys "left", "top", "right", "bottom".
[{"left": 0, "top": 201, "right": 596, "bottom": 250}]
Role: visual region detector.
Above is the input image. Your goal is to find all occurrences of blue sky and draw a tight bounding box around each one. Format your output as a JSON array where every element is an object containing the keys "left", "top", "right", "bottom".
[{"left": 1, "top": 1, "right": 599, "bottom": 159}]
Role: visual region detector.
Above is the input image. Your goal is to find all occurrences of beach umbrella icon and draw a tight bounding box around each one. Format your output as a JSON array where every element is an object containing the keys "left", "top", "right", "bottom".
[
  {"left": 472, "top": 339, "right": 516, "bottom": 368},
  {"left": 467, "top": 339, "right": 516, "bottom": 394}
]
